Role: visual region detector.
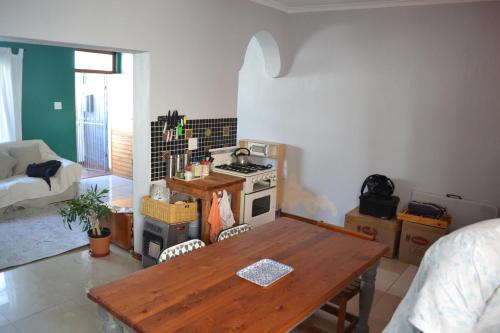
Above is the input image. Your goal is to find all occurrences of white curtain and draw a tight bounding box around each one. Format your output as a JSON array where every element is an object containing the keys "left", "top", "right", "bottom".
[{"left": 0, "top": 47, "right": 23, "bottom": 143}]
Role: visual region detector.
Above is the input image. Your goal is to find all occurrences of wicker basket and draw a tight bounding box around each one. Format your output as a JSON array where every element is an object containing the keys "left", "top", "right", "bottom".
[{"left": 141, "top": 196, "right": 198, "bottom": 224}]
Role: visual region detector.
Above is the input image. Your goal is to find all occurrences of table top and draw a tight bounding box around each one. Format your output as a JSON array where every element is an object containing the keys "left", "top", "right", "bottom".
[
  {"left": 88, "top": 218, "right": 388, "bottom": 333},
  {"left": 166, "top": 172, "right": 245, "bottom": 192},
  {"left": 110, "top": 198, "right": 133, "bottom": 209}
]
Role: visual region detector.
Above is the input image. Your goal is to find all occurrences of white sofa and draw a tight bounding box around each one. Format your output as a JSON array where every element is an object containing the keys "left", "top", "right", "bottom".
[{"left": 0, "top": 140, "right": 82, "bottom": 213}]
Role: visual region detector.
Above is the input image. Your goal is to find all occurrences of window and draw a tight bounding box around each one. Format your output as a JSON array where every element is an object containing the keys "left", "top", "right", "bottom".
[{"left": 75, "top": 50, "right": 115, "bottom": 74}]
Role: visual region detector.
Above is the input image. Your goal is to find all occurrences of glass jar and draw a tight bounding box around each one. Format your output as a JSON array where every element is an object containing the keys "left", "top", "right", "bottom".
[
  {"left": 191, "top": 158, "right": 201, "bottom": 178},
  {"left": 201, "top": 160, "right": 210, "bottom": 176}
]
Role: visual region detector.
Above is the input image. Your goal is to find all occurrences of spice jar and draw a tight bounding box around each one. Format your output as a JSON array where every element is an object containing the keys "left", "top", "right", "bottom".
[
  {"left": 201, "top": 160, "right": 210, "bottom": 176},
  {"left": 192, "top": 158, "right": 202, "bottom": 178}
]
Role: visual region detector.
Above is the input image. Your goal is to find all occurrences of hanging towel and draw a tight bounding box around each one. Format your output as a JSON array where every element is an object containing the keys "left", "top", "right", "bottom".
[
  {"left": 219, "top": 190, "right": 235, "bottom": 230},
  {"left": 208, "top": 192, "right": 222, "bottom": 242}
]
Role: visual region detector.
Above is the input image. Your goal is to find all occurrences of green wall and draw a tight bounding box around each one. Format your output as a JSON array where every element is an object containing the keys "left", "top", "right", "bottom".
[{"left": 0, "top": 42, "right": 76, "bottom": 161}]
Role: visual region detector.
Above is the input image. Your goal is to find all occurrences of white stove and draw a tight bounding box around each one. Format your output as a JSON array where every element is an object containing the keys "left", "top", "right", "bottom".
[{"left": 210, "top": 146, "right": 277, "bottom": 227}]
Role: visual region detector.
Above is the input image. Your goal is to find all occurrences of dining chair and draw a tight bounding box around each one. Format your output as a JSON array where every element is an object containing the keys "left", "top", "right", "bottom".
[
  {"left": 295, "top": 219, "right": 375, "bottom": 333},
  {"left": 157, "top": 239, "right": 206, "bottom": 264},
  {"left": 215, "top": 223, "right": 253, "bottom": 242}
]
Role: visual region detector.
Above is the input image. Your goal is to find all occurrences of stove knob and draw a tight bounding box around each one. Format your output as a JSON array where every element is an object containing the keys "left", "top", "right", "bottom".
[{"left": 252, "top": 178, "right": 258, "bottom": 183}]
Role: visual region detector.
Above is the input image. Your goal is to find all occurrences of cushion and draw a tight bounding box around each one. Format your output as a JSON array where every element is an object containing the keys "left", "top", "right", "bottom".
[
  {"left": 0, "top": 151, "right": 17, "bottom": 179},
  {"left": 9, "top": 144, "right": 42, "bottom": 175}
]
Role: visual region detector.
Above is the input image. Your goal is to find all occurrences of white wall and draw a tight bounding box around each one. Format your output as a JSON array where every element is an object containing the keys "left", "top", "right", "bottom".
[
  {"left": 238, "top": 2, "right": 500, "bottom": 225},
  {"left": 0, "top": 0, "right": 287, "bottom": 252},
  {"left": 0, "top": 0, "right": 288, "bottom": 120}
]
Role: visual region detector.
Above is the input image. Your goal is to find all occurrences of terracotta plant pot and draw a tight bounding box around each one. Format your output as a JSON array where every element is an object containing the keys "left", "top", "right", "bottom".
[{"left": 88, "top": 228, "right": 111, "bottom": 257}]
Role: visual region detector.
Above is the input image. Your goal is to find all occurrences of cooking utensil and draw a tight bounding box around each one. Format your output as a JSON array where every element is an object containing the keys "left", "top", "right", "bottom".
[{"left": 232, "top": 148, "right": 251, "bottom": 166}]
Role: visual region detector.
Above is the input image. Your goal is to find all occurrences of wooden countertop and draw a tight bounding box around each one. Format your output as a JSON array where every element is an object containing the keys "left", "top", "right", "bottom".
[
  {"left": 88, "top": 218, "right": 388, "bottom": 333},
  {"left": 166, "top": 172, "right": 245, "bottom": 192}
]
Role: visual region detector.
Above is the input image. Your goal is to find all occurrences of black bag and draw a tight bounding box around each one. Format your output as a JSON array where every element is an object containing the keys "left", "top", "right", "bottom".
[
  {"left": 359, "top": 174, "right": 399, "bottom": 219},
  {"left": 408, "top": 201, "right": 447, "bottom": 219},
  {"left": 361, "top": 174, "right": 395, "bottom": 198},
  {"left": 26, "top": 160, "right": 62, "bottom": 190}
]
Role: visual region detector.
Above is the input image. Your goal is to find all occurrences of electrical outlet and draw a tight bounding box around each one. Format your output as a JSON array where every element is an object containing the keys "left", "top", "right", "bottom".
[
  {"left": 223, "top": 126, "right": 230, "bottom": 137},
  {"left": 185, "top": 129, "right": 193, "bottom": 139},
  {"left": 54, "top": 102, "right": 62, "bottom": 110}
]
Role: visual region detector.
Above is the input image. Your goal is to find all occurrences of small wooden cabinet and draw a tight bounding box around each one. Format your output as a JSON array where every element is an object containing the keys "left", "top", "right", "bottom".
[{"left": 102, "top": 198, "right": 134, "bottom": 250}]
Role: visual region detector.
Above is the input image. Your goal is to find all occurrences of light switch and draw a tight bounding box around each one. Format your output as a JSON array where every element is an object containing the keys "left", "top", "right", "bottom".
[
  {"left": 54, "top": 102, "right": 62, "bottom": 110},
  {"left": 188, "top": 138, "right": 198, "bottom": 151}
]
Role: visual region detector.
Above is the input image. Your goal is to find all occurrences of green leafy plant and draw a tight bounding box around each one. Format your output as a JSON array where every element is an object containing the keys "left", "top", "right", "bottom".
[{"left": 59, "top": 185, "right": 112, "bottom": 237}]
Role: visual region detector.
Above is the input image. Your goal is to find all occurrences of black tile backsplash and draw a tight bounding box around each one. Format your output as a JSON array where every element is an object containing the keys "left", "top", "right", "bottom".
[{"left": 150, "top": 117, "right": 237, "bottom": 181}]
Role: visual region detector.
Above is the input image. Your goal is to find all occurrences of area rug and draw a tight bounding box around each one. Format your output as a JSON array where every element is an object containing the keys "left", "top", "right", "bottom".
[{"left": 0, "top": 203, "right": 89, "bottom": 270}]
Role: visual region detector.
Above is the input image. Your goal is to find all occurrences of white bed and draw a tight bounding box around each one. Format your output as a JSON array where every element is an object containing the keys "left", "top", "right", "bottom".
[{"left": 384, "top": 218, "right": 500, "bottom": 333}]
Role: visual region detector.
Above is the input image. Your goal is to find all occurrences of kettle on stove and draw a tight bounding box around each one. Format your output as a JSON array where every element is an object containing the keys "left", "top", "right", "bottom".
[{"left": 232, "top": 148, "right": 251, "bottom": 166}]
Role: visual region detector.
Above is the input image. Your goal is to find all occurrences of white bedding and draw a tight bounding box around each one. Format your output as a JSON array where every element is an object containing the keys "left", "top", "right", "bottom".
[
  {"left": 0, "top": 140, "right": 82, "bottom": 209},
  {"left": 383, "top": 219, "right": 500, "bottom": 333}
]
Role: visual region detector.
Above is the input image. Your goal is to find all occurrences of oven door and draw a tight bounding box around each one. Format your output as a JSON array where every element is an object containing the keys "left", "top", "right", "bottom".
[{"left": 243, "top": 187, "right": 277, "bottom": 228}]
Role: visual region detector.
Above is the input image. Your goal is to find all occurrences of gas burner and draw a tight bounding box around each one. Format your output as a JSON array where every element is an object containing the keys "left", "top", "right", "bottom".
[{"left": 215, "top": 163, "right": 273, "bottom": 175}]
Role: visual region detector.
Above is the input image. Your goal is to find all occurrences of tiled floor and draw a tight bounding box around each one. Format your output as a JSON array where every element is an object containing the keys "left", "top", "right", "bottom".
[
  {"left": 80, "top": 175, "right": 133, "bottom": 203},
  {"left": 293, "top": 257, "right": 418, "bottom": 333},
  {"left": 0, "top": 246, "right": 142, "bottom": 333},
  {"left": 0, "top": 249, "right": 417, "bottom": 333},
  {"left": 80, "top": 168, "right": 110, "bottom": 180}
]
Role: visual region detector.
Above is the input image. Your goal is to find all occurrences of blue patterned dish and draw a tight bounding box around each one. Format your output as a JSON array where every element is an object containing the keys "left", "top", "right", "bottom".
[{"left": 237, "top": 259, "right": 294, "bottom": 287}]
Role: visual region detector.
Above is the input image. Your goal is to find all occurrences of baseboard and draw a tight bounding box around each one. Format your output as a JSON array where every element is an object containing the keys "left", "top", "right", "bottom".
[
  {"left": 131, "top": 251, "right": 142, "bottom": 261},
  {"left": 280, "top": 212, "right": 320, "bottom": 225},
  {"left": 280, "top": 211, "right": 374, "bottom": 241}
]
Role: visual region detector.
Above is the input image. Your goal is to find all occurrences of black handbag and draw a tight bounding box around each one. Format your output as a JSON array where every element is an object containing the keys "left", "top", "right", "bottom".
[
  {"left": 26, "top": 160, "right": 62, "bottom": 190},
  {"left": 359, "top": 174, "right": 399, "bottom": 219},
  {"left": 360, "top": 174, "right": 395, "bottom": 198},
  {"left": 408, "top": 201, "right": 447, "bottom": 219}
]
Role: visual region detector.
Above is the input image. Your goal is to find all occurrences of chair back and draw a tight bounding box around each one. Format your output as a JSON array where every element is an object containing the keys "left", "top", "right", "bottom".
[
  {"left": 216, "top": 223, "right": 253, "bottom": 242},
  {"left": 158, "top": 239, "right": 205, "bottom": 264}
]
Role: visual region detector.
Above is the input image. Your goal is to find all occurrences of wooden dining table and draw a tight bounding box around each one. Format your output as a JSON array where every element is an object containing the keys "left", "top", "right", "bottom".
[{"left": 88, "top": 218, "right": 388, "bottom": 333}]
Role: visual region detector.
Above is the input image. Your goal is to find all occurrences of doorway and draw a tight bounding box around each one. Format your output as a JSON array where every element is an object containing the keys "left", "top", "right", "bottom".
[
  {"left": 75, "top": 50, "right": 134, "bottom": 179},
  {"left": 75, "top": 73, "right": 109, "bottom": 173}
]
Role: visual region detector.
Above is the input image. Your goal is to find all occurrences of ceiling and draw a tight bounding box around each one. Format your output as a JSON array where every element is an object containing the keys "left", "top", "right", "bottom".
[{"left": 248, "top": 0, "right": 498, "bottom": 13}]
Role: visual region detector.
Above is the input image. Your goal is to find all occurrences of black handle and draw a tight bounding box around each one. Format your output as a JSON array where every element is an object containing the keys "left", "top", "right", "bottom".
[
  {"left": 233, "top": 148, "right": 250, "bottom": 157},
  {"left": 446, "top": 194, "right": 463, "bottom": 200}
]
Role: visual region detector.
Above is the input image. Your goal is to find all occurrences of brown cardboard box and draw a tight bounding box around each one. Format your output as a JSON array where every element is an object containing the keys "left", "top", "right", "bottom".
[
  {"left": 345, "top": 207, "right": 401, "bottom": 258},
  {"left": 398, "top": 220, "right": 447, "bottom": 266}
]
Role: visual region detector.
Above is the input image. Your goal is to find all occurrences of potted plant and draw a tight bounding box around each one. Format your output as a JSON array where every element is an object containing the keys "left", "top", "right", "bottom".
[{"left": 59, "top": 185, "right": 113, "bottom": 257}]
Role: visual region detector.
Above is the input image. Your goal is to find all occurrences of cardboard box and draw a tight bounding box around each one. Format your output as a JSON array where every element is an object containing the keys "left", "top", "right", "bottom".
[
  {"left": 398, "top": 220, "right": 447, "bottom": 266},
  {"left": 345, "top": 207, "right": 401, "bottom": 258}
]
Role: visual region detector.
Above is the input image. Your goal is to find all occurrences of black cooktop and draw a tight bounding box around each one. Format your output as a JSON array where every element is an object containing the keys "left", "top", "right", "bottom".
[{"left": 215, "top": 163, "right": 273, "bottom": 174}]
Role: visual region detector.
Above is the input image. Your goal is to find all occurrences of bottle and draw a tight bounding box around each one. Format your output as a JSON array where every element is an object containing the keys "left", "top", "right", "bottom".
[
  {"left": 201, "top": 160, "right": 209, "bottom": 176},
  {"left": 167, "top": 155, "right": 175, "bottom": 178},
  {"left": 192, "top": 157, "right": 201, "bottom": 178},
  {"left": 185, "top": 165, "right": 193, "bottom": 181}
]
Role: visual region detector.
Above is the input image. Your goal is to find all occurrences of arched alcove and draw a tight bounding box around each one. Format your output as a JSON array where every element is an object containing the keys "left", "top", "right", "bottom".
[{"left": 242, "top": 31, "right": 282, "bottom": 78}]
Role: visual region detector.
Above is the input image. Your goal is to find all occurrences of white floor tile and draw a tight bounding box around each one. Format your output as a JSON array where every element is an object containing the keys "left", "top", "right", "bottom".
[
  {"left": 0, "top": 314, "right": 9, "bottom": 328},
  {"left": 386, "top": 264, "right": 419, "bottom": 298},
  {"left": 0, "top": 324, "right": 20, "bottom": 333},
  {"left": 13, "top": 299, "right": 101, "bottom": 333},
  {"left": 375, "top": 268, "right": 400, "bottom": 292},
  {"left": 0, "top": 246, "right": 140, "bottom": 323}
]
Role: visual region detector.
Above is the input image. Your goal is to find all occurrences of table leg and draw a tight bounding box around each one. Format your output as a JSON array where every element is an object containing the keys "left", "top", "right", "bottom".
[
  {"left": 98, "top": 306, "right": 124, "bottom": 333},
  {"left": 357, "top": 261, "right": 379, "bottom": 333},
  {"left": 201, "top": 197, "right": 211, "bottom": 244},
  {"left": 230, "top": 190, "right": 241, "bottom": 225}
]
